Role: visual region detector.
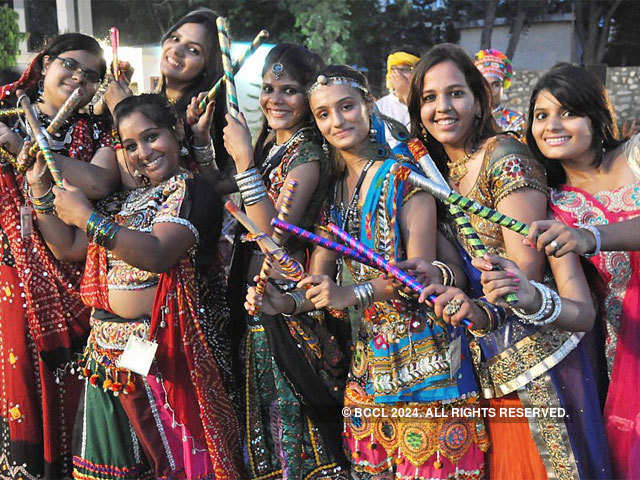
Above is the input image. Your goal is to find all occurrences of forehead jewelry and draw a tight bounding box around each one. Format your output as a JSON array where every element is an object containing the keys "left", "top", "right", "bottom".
[{"left": 272, "top": 63, "right": 284, "bottom": 80}]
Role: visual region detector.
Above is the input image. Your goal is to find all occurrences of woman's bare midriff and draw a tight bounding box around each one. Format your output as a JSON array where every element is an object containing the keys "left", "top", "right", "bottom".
[{"left": 108, "top": 286, "right": 157, "bottom": 319}]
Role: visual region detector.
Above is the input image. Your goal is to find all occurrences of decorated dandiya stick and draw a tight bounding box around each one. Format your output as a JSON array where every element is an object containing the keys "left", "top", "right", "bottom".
[
  {"left": 17, "top": 92, "right": 64, "bottom": 188},
  {"left": 110, "top": 27, "right": 120, "bottom": 80},
  {"left": 28, "top": 87, "right": 84, "bottom": 157},
  {"left": 216, "top": 17, "right": 239, "bottom": 118},
  {"left": 326, "top": 222, "right": 473, "bottom": 328},
  {"left": 249, "top": 178, "right": 298, "bottom": 315},
  {"left": 199, "top": 29, "right": 269, "bottom": 110},
  {"left": 406, "top": 138, "right": 518, "bottom": 305},
  {"left": 391, "top": 163, "right": 530, "bottom": 237},
  {"left": 0, "top": 107, "right": 24, "bottom": 118},
  {"left": 270, "top": 218, "right": 377, "bottom": 270}
]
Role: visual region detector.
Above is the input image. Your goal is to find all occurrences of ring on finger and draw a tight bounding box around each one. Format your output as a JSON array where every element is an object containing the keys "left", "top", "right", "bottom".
[
  {"left": 549, "top": 239, "right": 560, "bottom": 252},
  {"left": 444, "top": 298, "right": 464, "bottom": 316}
]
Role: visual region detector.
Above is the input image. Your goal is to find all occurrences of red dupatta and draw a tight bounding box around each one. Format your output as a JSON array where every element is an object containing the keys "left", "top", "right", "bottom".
[
  {"left": 81, "top": 244, "right": 244, "bottom": 479},
  {"left": 549, "top": 185, "right": 640, "bottom": 479}
]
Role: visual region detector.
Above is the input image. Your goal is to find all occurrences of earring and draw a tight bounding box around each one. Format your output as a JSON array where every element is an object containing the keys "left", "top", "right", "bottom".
[
  {"left": 369, "top": 120, "right": 378, "bottom": 143},
  {"left": 321, "top": 138, "right": 329, "bottom": 156},
  {"left": 36, "top": 78, "right": 44, "bottom": 102}
]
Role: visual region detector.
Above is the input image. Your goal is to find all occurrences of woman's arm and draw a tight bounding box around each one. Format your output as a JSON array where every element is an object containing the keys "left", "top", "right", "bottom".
[{"left": 53, "top": 147, "right": 121, "bottom": 199}]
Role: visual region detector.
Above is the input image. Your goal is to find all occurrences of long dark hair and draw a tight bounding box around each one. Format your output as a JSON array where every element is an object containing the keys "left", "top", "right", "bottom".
[
  {"left": 407, "top": 43, "right": 498, "bottom": 177},
  {"left": 525, "top": 63, "right": 622, "bottom": 188},
  {"left": 254, "top": 43, "right": 325, "bottom": 164},
  {"left": 160, "top": 8, "right": 228, "bottom": 164}
]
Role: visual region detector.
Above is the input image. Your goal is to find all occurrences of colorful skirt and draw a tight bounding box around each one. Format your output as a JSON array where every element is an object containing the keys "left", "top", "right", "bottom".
[
  {"left": 242, "top": 322, "right": 347, "bottom": 480},
  {"left": 72, "top": 316, "right": 215, "bottom": 479}
]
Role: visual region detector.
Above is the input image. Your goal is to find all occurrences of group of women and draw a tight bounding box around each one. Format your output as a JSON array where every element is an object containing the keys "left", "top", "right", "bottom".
[{"left": 0, "top": 6, "right": 636, "bottom": 480}]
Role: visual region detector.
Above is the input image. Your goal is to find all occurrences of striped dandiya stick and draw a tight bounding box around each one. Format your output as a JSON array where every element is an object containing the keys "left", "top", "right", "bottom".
[
  {"left": 406, "top": 138, "right": 518, "bottom": 305},
  {"left": 216, "top": 17, "right": 239, "bottom": 118},
  {"left": 199, "top": 29, "right": 269, "bottom": 110},
  {"left": 249, "top": 178, "right": 298, "bottom": 315},
  {"left": 110, "top": 27, "right": 120, "bottom": 80},
  {"left": 326, "top": 222, "right": 473, "bottom": 328},
  {"left": 17, "top": 92, "right": 64, "bottom": 187},
  {"left": 391, "top": 163, "right": 530, "bottom": 237},
  {"left": 0, "top": 107, "right": 24, "bottom": 118},
  {"left": 28, "top": 87, "right": 84, "bottom": 158}
]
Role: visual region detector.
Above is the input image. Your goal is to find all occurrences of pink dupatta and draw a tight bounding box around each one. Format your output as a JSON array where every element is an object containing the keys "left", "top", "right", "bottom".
[{"left": 549, "top": 181, "right": 640, "bottom": 479}]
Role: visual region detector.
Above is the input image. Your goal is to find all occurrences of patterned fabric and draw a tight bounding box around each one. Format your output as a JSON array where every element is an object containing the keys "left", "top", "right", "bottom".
[
  {"left": 549, "top": 133, "right": 640, "bottom": 479},
  {"left": 76, "top": 175, "right": 244, "bottom": 479},
  {"left": 492, "top": 105, "right": 526, "bottom": 136},
  {"left": 241, "top": 131, "right": 348, "bottom": 480},
  {"left": 0, "top": 74, "right": 113, "bottom": 478},
  {"left": 328, "top": 158, "right": 487, "bottom": 479}
]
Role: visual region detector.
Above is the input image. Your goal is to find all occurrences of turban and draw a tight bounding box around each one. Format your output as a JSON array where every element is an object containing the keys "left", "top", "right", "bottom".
[
  {"left": 474, "top": 49, "right": 514, "bottom": 89},
  {"left": 386, "top": 51, "right": 420, "bottom": 91}
]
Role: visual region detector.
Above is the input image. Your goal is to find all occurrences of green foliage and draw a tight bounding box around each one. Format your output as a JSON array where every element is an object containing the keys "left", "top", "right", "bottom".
[{"left": 0, "top": 5, "right": 23, "bottom": 69}]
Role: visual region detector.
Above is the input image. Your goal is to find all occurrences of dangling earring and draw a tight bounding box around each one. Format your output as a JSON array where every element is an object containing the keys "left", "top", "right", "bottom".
[
  {"left": 369, "top": 123, "right": 378, "bottom": 143},
  {"left": 36, "top": 78, "right": 44, "bottom": 102},
  {"left": 322, "top": 138, "right": 329, "bottom": 156}
]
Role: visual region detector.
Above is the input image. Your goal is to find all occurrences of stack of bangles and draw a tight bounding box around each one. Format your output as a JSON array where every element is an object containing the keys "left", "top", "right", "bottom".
[
  {"left": 28, "top": 183, "right": 55, "bottom": 215},
  {"left": 353, "top": 282, "right": 374, "bottom": 310},
  {"left": 235, "top": 167, "right": 267, "bottom": 206},
  {"left": 284, "top": 290, "right": 306, "bottom": 316},
  {"left": 432, "top": 260, "right": 456, "bottom": 286},
  {"left": 192, "top": 140, "right": 216, "bottom": 168},
  {"left": 111, "top": 129, "right": 123, "bottom": 151},
  {"left": 512, "top": 280, "right": 561, "bottom": 327},
  {"left": 470, "top": 297, "right": 503, "bottom": 337},
  {"left": 578, "top": 224, "right": 602, "bottom": 257},
  {"left": 86, "top": 211, "right": 121, "bottom": 249}
]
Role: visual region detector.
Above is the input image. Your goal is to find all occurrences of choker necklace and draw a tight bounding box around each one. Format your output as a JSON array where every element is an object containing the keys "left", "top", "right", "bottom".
[{"left": 447, "top": 146, "right": 477, "bottom": 185}]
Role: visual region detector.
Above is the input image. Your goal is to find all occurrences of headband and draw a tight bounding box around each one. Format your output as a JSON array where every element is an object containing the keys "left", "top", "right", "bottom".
[
  {"left": 474, "top": 49, "right": 514, "bottom": 89},
  {"left": 307, "top": 74, "right": 369, "bottom": 96}
]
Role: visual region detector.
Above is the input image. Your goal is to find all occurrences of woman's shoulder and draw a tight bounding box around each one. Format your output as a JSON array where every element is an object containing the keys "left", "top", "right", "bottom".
[{"left": 487, "top": 133, "right": 533, "bottom": 162}]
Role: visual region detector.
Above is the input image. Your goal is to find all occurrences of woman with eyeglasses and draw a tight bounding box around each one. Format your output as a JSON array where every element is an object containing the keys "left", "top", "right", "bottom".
[{"left": 0, "top": 33, "right": 117, "bottom": 478}]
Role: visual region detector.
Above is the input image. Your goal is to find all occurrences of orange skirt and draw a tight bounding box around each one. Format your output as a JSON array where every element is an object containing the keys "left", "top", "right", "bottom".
[{"left": 483, "top": 394, "right": 547, "bottom": 480}]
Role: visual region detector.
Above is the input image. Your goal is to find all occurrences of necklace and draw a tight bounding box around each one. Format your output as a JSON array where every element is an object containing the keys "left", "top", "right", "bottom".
[
  {"left": 261, "top": 127, "right": 311, "bottom": 179},
  {"left": 447, "top": 146, "right": 477, "bottom": 185},
  {"left": 340, "top": 158, "right": 375, "bottom": 231}
]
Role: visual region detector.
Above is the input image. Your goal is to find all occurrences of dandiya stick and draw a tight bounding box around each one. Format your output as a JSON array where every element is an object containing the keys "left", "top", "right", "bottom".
[
  {"left": 249, "top": 178, "right": 297, "bottom": 315},
  {"left": 0, "top": 107, "right": 24, "bottom": 118},
  {"left": 199, "top": 29, "right": 269, "bottom": 110},
  {"left": 326, "top": 222, "right": 473, "bottom": 328},
  {"left": 17, "top": 92, "right": 64, "bottom": 187},
  {"left": 391, "top": 163, "right": 531, "bottom": 237},
  {"left": 406, "top": 138, "right": 518, "bottom": 306},
  {"left": 28, "top": 87, "right": 84, "bottom": 157},
  {"left": 110, "top": 27, "right": 120, "bottom": 80},
  {"left": 216, "top": 17, "right": 239, "bottom": 118}
]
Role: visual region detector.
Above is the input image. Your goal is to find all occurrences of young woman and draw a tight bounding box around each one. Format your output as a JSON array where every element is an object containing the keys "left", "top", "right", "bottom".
[
  {"left": 251, "top": 65, "right": 490, "bottom": 480},
  {"left": 524, "top": 63, "right": 638, "bottom": 478},
  {"left": 406, "top": 44, "right": 610, "bottom": 478},
  {"left": 223, "top": 43, "right": 350, "bottom": 480},
  {"left": 25, "top": 94, "right": 243, "bottom": 479},
  {"left": 0, "top": 33, "right": 116, "bottom": 478}
]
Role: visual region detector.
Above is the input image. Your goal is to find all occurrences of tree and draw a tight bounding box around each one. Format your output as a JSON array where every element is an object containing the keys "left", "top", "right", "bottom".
[
  {"left": 0, "top": 5, "right": 23, "bottom": 69},
  {"left": 480, "top": 0, "right": 498, "bottom": 49},
  {"left": 573, "top": 0, "right": 623, "bottom": 64}
]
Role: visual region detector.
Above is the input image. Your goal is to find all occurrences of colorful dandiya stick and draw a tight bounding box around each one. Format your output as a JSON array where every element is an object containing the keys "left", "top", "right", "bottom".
[
  {"left": 326, "top": 222, "right": 473, "bottom": 328},
  {"left": 406, "top": 138, "right": 518, "bottom": 305},
  {"left": 199, "top": 29, "right": 269, "bottom": 110},
  {"left": 249, "top": 179, "right": 298, "bottom": 315},
  {"left": 216, "top": 17, "right": 239, "bottom": 118},
  {"left": 0, "top": 107, "right": 24, "bottom": 118},
  {"left": 17, "top": 92, "right": 64, "bottom": 187},
  {"left": 28, "top": 87, "right": 84, "bottom": 158},
  {"left": 270, "top": 218, "right": 377, "bottom": 269},
  {"left": 110, "top": 27, "right": 120, "bottom": 80},
  {"left": 391, "top": 163, "right": 530, "bottom": 237}
]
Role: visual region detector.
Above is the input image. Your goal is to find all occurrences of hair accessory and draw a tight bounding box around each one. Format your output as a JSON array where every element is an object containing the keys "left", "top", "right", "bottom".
[
  {"left": 272, "top": 63, "right": 284, "bottom": 80},
  {"left": 308, "top": 75, "right": 369, "bottom": 96}
]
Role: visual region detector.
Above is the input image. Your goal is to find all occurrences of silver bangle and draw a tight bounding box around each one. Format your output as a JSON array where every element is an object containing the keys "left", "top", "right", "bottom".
[
  {"left": 531, "top": 286, "right": 561, "bottom": 326},
  {"left": 243, "top": 191, "right": 268, "bottom": 206},
  {"left": 513, "top": 280, "right": 551, "bottom": 323},
  {"left": 353, "top": 282, "right": 374, "bottom": 310},
  {"left": 578, "top": 224, "right": 602, "bottom": 258},
  {"left": 236, "top": 174, "right": 262, "bottom": 187},
  {"left": 284, "top": 290, "right": 306, "bottom": 316},
  {"left": 235, "top": 167, "right": 260, "bottom": 182},
  {"left": 192, "top": 139, "right": 216, "bottom": 167}
]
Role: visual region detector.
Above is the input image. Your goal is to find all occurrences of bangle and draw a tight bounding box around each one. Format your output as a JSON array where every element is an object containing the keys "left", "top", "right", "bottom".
[
  {"left": 512, "top": 281, "right": 561, "bottom": 326},
  {"left": 86, "top": 211, "right": 121, "bottom": 249},
  {"left": 432, "top": 260, "right": 456, "bottom": 286},
  {"left": 28, "top": 182, "right": 55, "bottom": 214},
  {"left": 111, "top": 128, "right": 123, "bottom": 151},
  {"left": 470, "top": 298, "right": 495, "bottom": 337},
  {"left": 192, "top": 139, "right": 217, "bottom": 167},
  {"left": 353, "top": 282, "right": 374, "bottom": 310},
  {"left": 283, "top": 290, "right": 306, "bottom": 316},
  {"left": 236, "top": 170, "right": 268, "bottom": 206},
  {"left": 235, "top": 167, "right": 260, "bottom": 182},
  {"left": 578, "top": 224, "right": 602, "bottom": 258}
]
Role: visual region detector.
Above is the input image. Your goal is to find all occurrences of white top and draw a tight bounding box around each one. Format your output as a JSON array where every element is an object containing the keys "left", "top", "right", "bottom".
[{"left": 376, "top": 93, "right": 410, "bottom": 149}]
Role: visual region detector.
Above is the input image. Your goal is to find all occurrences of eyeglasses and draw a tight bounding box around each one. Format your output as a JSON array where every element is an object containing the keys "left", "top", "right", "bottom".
[
  {"left": 391, "top": 66, "right": 414, "bottom": 74},
  {"left": 54, "top": 57, "right": 101, "bottom": 84}
]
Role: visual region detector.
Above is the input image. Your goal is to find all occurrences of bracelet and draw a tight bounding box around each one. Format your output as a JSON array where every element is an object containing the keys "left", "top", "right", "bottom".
[
  {"left": 28, "top": 182, "right": 55, "bottom": 214},
  {"left": 234, "top": 167, "right": 260, "bottom": 182},
  {"left": 236, "top": 172, "right": 268, "bottom": 206},
  {"left": 470, "top": 298, "right": 495, "bottom": 337},
  {"left": 432, "top": 260, "right": 456, "bottom": 287},
  {"left": 192, "top": 139, "right": 217, "bottom": 167},
  {"left": 512, "top": 281, "right": 561, "bottom": 326},
  {"left": 532, "top": 286, "right": 561, "bottom": 327},
  {"left": 86, "top": 211, "right": 121, "bottom": 249},
  {"left": 111, "top": 128, "right": 123, "bottom": 151},
  {"left": 283, "top": 290, "right": 306, "bottom": 316},
  {"left": 579, "top": 224, "right": 602, "bottom": 258},
  {"left": 353, "top": 282, "right": 374, "bottom": 310}
]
